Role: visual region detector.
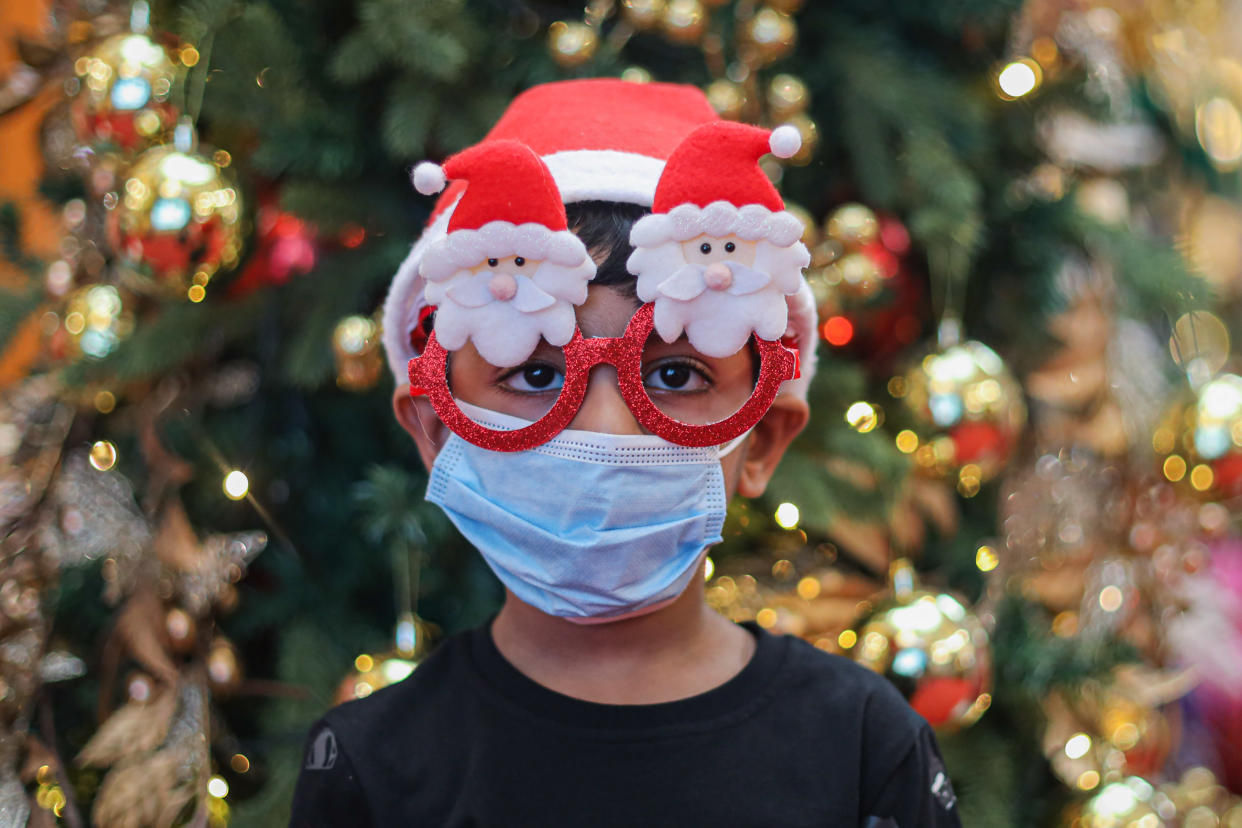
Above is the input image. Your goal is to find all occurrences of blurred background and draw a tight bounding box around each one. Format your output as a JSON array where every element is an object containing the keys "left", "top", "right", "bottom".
[{"left": 2, "top": 0, "right": 1242, "bottom": 825}]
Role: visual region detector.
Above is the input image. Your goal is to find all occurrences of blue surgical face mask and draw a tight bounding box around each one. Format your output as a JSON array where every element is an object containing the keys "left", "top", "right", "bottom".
[{"left": 426, "top": 401, "right": 747, "bottom": 623}]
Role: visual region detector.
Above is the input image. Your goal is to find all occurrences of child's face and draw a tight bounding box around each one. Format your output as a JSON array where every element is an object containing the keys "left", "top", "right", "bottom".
[{"left": 445, "top": 284, "right": 758, "bottom": 437}]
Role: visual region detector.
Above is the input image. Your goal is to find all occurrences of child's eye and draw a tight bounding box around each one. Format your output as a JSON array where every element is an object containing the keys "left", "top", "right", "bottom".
[
  {"left": 724, "top": 242, "right": 735, "bottom": 252},
  {"left": 514, "top": 257, "right": 525, "bottom": 267},
  {"left": 487, "top": 258, "right": 499, "bottom": 267},
  {"left": 644, "top": 359, "right": 710, "bottom": 392},
  {"left": 699, "top": 242, "right": 712, "bottom": 255},
  {"left": 501, "top": 362, "right": 564, "bottom": 393}
]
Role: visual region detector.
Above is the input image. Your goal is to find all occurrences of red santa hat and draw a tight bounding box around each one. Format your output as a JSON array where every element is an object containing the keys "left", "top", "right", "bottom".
[
  {"left": 632, "top": 121, "right": 806, "bottom": 249},
  {"left": 413, "top": 140, "right": 590, "bottom": 284},
  {"left": 380, "top": 79, "right": 819, "bottom": 399}
]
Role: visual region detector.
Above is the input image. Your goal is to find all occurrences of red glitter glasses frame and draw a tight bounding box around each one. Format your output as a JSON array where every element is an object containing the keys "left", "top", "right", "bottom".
[{"left": 407, "top": 302, "right": 799, "bottom": 452}]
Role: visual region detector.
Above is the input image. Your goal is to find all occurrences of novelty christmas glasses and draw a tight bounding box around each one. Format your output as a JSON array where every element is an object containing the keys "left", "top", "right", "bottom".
[{"left": 407, "top": 302, "right": 798, "bottom": 452}]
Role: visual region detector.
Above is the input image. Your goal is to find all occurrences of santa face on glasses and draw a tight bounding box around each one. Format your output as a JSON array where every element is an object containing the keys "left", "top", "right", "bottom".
[
  {"left": 413, "top": 140, "right": 597, "bottom": 369},
  {"left": 627, "top": 213, "right": 809, "bottom": 359},
  {"left": 625, "top": 121, "right": 810, "bottom": 360},
  {"left": 420, "top": 225, "right": 596, "bottom": 368}
]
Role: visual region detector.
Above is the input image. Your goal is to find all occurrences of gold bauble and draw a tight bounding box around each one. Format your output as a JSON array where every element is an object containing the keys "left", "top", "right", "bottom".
[
  {"left": 547, "top": 21, "right": 598, "bottom": 68},
  {"left": 741, "top": 8, "right": 797, "bottom": 65},
  {"left": 785, "top": 113, "right": 818, "bottom": 165},
  {"left": 108, "top": 144, "right": 243, "bottom": 299},
  {"left": 767, "top": 73, "right": 809, "bottom": 121},
  {"left": 620, "top": 66, "right": 653, "bottom": 84},
  {"left": 164, "top": 606, "right": 197, "bottom": 654},
  {"left": 621, "top": 0, "right": 666, "bottom": 29},
  {"left": 845, "top": 561, "right": 991, "bottom": 730},
  {"left": 822, "top": 251, "right": 884, "bottom": 300},
  {"left": 705, "top": 79, "right": 746, "bottom": 119},
  {"left": 206, "top": 636, "right": 242, "bottom": 696},
  {"left": 662, "top": 0, "right": 708, "bottom": 45},
  {"left": 1182, "top": 196, "right": 1242, "bottom": 298},
  {"left": 1043, "top": 676, "right": 1173, "bottom": 792},
  {"left": 89, "top": 440, "right": 118, "bottom": 471},
  {"left": 764, "top": 0, "right": 806, "bottom": 12},
  {"left": 784, "top": 203, "right": 818, "bottom": 248},
  {"left": 1153, "top": 373, "right": 1242, "bottom": 499},
  {"left": 60, "top": 284, "right": 134, "bottom": 360},
  {"left": 1072, "top": 777, "right": 1167, "bottom": 828},
  {"left": 826, "top": 202, "right": 880, "bottom": 248},
  {"left": 70, "top": 32, "right": 182, "bottom": 153},
  {"left": 892, "top": 339, "right": 1026, "bottom": 489},
  {"left": 332, "top": 315, "right": 383, "bottom": 391}
]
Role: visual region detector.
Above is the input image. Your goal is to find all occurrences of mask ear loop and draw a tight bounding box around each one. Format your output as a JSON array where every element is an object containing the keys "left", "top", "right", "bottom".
[{"left": 716, "top": 428, "right": 752, "bottom": 459}]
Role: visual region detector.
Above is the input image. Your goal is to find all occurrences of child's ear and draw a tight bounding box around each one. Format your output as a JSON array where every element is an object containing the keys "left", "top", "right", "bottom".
[
  {"left": 737, "top": 395, "right": 809, "bottom": 498},
  {"left": 392, "top": 385, "right": 449, "bottom": 470}
]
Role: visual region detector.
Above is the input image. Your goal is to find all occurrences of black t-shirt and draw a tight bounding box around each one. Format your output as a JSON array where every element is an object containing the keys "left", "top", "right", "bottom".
[{"left": 289, "top": 621, "right": 960, "bottom": 827}]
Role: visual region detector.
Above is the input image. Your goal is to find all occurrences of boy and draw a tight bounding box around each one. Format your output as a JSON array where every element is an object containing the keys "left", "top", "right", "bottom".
[{"left": 289, "top": 79, "right": 961, "bottom": 827}]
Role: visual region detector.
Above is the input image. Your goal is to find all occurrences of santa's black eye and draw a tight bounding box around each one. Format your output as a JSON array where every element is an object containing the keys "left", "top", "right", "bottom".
[
  {"left": 699, "top": 243, "right": 712, "bottom": 254},
  {"left": 487, "top": 258, "right": 499, "bottom": 267},
  {"left": 724, "top": 242, "right": 736, "bottom": 252},
  {"left": 514, "top": 257, "right": 525, "bottom": 267}
]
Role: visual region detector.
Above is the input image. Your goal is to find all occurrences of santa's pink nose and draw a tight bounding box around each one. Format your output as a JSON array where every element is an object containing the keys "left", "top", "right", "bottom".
[
  {"left": 703, "top": 262, "right": 732, "bottom": 291},
  {"left": 489, "top": 272, "right": 517, "bottom": 301}
]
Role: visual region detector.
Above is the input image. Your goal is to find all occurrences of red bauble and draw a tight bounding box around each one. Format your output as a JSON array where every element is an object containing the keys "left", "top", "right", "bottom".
[
  {"left": 229, "top": 195, "right": 318, "bottom": 297},
  {"left": 813, "top": 213, "right": 925, "bottom": 370}
]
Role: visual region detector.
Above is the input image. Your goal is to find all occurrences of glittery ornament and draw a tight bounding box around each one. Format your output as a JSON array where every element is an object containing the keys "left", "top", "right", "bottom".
[
  {"left": 891, "top": 336, "right": 1026, "bottom": 490},
  {"left": 705, "top": 79, "right": 746, "bottom": 119},
  {"left": 764, "top": 0, "right": 806, "bottom": 12},
  {"left": 1043, "top": 671, "right": 1176, "bottom": 792},
  {"left": 1069, "top": 776, "right": 1167, "bottom": 827},
  {"left": 661, "top": 0, "right": 708, "bottom": 44},
  {"left": 767, "top": 74, "right": 809, "bottom": 121},
  {"left": 333, "top": 315, "right": 383, "bottom": 391},
  {"left": 822, "top": 251, "right": 883, "bottom": 300},
  {"left": 845, "top": 560, "right": 992, "bottom": 729},
  {"left": 621, "top": 0, "right": 666, "bottom": 29},
  {"left": 811, "top": 213, "right": 923, "bottom": 367},
  {"left": 228, "top": 194, "right": 317, "bottom": 296},
  {"left": 825, "top": 203, "right": 880, "bottom": 248},
  {"left": 740, "top": 8, "right": 797, "bottom": 65},
  {"left": 784, "top": 113, "right": 817, "bottom": 165},
  {"left": 1153, "top": 373, "right": 1242, "bottom": 499},
  {"left": 56, "top": 284, "right": 134, "bottom": 361},
  {"left": 409, "top": 302, "right": 797, "bottom": 451},
  {"left": 108, "top": 143, "right": 244, "bottom": 299},
  {"left": 547, "top": 21, "right": 597, "bottom": 68},
  {"left": 69, "top": 32, "right": 182, "bottom": 153}
]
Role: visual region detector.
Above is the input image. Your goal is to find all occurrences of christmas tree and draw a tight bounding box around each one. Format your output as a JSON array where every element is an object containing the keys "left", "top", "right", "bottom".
[{"left": 1, "top": 0, "right": 1241, "bottom": 824}]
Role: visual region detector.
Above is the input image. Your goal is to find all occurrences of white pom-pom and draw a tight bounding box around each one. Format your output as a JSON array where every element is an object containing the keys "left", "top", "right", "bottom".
[
  {"left": 412, "top": 162, "right": 446, "bottom": 195},
  {"left": 769, "top": 125, "right": 801, "bottom": 159}
]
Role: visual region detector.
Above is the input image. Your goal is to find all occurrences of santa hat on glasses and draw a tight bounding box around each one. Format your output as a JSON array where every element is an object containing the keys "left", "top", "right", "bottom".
[
  {"left": 380, "top": 78, "right": 819, "bottom": 397},
  {"left": 408, "top": 140, "right": 597, "bottom": 368}
]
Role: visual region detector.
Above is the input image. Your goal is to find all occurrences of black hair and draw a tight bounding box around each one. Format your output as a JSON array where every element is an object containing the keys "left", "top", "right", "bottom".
[{"left": 565, "top": 200, "right": 649, "bottom": 300}]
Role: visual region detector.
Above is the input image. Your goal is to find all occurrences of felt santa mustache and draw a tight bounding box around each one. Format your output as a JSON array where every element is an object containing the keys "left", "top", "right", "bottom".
[
  {"left": 411, "top": 140, "right": 596, "bottom": 368},
  {"left": 627, "top": 121, "right": 811, "bottom": 358}
]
